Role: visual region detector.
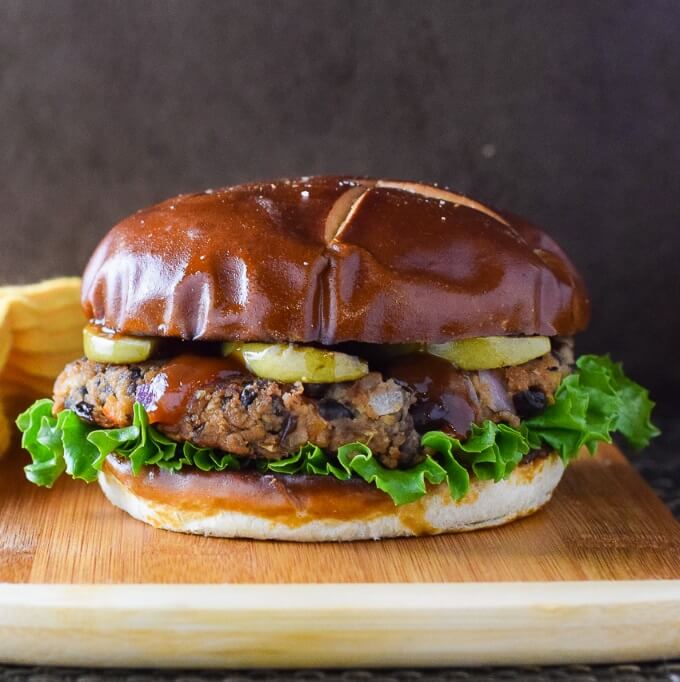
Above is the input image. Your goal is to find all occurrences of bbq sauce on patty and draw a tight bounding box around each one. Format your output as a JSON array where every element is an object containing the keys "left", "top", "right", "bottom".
[
  {"left": 139, "top": 354, "right": 249, "bottom": 425},
  {"left": 382, "top": 353, "right": 478, "bottom": 438}
]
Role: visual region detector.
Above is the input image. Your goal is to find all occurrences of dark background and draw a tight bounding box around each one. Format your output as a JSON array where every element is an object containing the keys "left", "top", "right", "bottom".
[{"left": 1, "top": 0, "right": 678, "bottom": 409}]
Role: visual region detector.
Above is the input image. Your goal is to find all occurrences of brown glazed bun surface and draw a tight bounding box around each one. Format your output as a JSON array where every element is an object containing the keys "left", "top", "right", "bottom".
[{"left": 82, "top": 177, "right": 589, "bottom": 343}]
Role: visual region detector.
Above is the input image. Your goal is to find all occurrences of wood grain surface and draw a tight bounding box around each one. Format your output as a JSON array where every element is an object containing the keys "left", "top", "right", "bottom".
[
  {"left": 2, "top": 582, "right": 680, "bottom": 668},
  {"left": 1, "top": 442, "right": 679, "bottom": 584}
]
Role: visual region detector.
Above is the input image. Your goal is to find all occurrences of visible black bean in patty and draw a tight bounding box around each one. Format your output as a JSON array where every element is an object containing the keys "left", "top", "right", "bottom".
[
  {"left": 513, "top": 388, "right": 547, "bottom": 419},
  {"left": 73, "top": 400, "right": 94, "bottom": 421},
  {"left": 317, "top": 398, "right": 354, "bottom": 421},
  {"left": 303, "top": 383, "right": 327, "bottom": 399},
  {"left": 239, "top": 384, "right": 258, "bottom": 408}
]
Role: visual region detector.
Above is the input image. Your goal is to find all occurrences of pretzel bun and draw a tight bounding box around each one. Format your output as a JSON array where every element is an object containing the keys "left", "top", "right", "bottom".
[{"left": 82, "top": 177, "right": 589, "bottom": 343}]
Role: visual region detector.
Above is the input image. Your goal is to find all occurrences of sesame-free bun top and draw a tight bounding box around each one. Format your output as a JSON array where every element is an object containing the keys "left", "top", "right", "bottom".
[{"left": 82, "top": 177, "right": 590, "bottom": 343}]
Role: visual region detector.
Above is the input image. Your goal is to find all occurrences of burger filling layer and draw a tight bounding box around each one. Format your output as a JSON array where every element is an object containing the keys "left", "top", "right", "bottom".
[
  {"left": 17, "top": 332, "right": 657, "bottom": 506},
  {"left": 53, "top": 342, "right": 572, "bottom": 470}
]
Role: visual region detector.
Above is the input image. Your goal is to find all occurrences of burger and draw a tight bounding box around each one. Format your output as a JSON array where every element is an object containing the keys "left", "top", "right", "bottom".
[{"left": 16, "top": 177, "right": 659, "bottom": 541}]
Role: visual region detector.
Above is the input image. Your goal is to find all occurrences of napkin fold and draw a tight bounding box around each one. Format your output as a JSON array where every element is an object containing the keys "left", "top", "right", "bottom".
[{"left": 0, "top": 278, "right": 83, "bottom": 457}]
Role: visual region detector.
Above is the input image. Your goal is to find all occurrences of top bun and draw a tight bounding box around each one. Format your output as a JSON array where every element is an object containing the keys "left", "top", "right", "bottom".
[{"left": 82, "top": 177, "right": 590, "bottom": 344}]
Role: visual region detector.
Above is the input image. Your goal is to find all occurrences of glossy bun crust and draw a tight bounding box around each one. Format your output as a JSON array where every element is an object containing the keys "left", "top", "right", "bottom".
[
  {"left": 98, "top": 453, "right": 565, "bottom": 541},
  {"left": 82, "top": 177, "right": 590, "bottom": 343}
]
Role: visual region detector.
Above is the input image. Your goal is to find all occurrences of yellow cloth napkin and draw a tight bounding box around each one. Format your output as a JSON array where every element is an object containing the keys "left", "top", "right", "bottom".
[{"left": 0, "top": 278, "right": 83, "bottom": 457}]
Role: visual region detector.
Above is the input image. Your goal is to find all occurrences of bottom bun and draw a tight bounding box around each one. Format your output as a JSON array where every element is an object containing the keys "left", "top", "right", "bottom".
[{"left": 98, "top": 453, "right": 565, "bottom": 541}]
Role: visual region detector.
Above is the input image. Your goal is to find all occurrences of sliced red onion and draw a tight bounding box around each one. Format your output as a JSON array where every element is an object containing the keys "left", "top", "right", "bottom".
[
  {"left": 477, "top": 370, "right": 514, "bottom": 413},
  {"left": 135, "top": 373, "right": 168, "bottom": 414}
]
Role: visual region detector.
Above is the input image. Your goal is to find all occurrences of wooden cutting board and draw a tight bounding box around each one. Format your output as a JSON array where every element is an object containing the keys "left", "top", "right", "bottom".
[{"left": 1, "top": 441, "right": 679, "bottom": 668}]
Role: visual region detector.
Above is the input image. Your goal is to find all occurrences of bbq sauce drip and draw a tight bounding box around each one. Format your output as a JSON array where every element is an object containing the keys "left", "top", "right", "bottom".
[
  {"left": 141, "top": 354, "right": 248, "bottom": 425},
  {"left": 382, "top": 353, "right": 478, "bottom": 438}
]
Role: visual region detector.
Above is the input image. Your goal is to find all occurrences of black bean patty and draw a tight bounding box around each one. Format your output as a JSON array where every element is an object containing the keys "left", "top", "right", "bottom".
[
  {"left": 54, "top": 362, "right": 421, "bottom": 468},
  {"left": 53, "top": 343, "right": 571, "bottom": 469}
]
